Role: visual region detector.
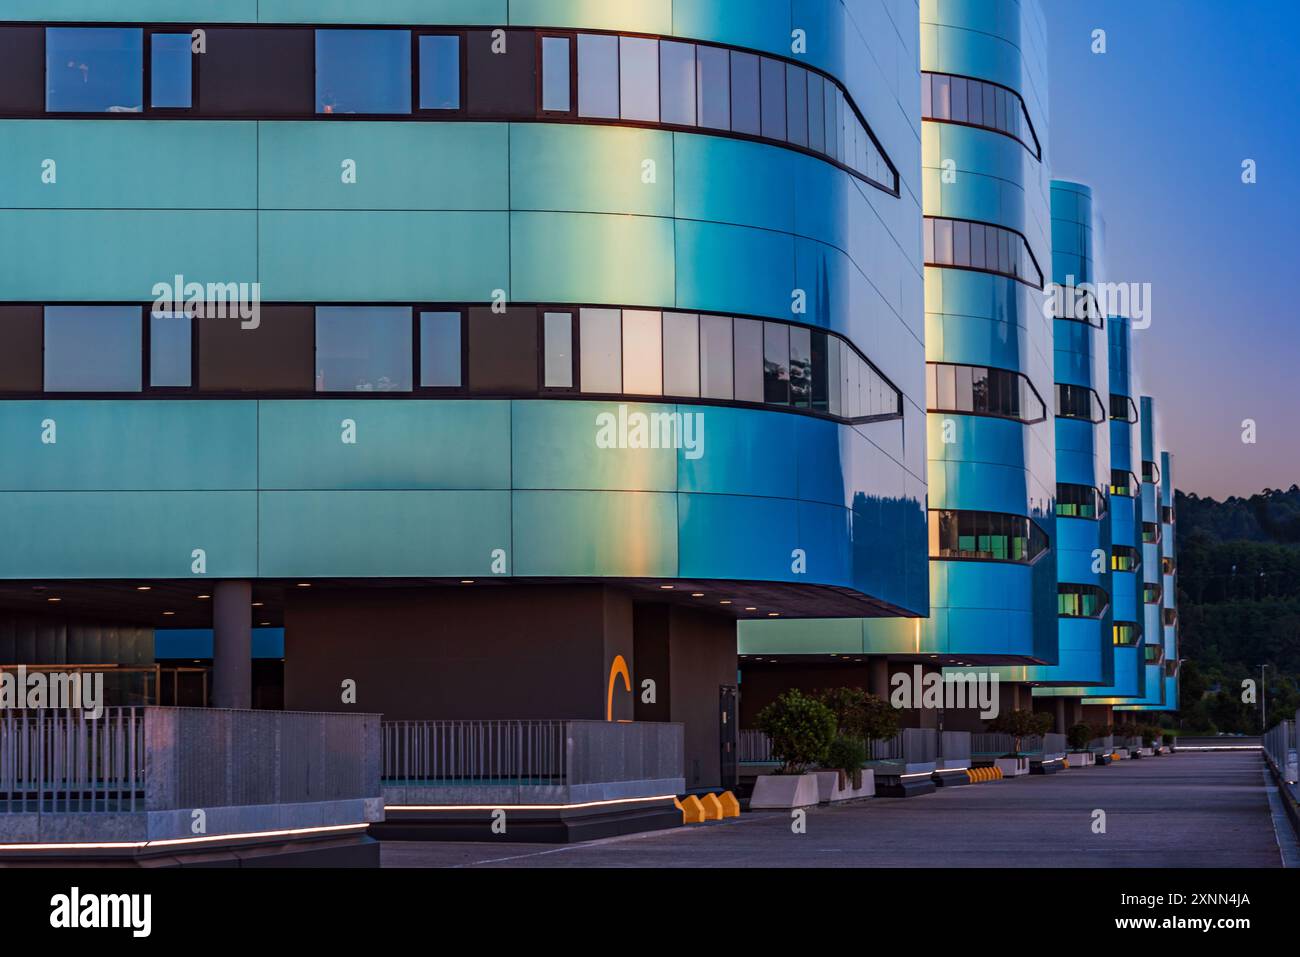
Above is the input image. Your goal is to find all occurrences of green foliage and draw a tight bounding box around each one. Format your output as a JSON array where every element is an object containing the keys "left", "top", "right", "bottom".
[
  {"left": 817, "top": 686, "right": 899, "bottom": 743},
  {"left": 985, "top": 709, "right": 1047, "bottom": 755},
  {"left": 1138, "top": 725, "right": 1159, "bottom": 747},
  {"left": 1087, "top": 722, "right": 1113, "bottom": 740},
  {"left": 1067, "top": 722, "right": 1092, "bottom": 751},
  {"left": 756, "top": 689, "right": 837, "bottom": 774},
  {"left": 825, "top": 736, "right": 868, "bottom": 788}
]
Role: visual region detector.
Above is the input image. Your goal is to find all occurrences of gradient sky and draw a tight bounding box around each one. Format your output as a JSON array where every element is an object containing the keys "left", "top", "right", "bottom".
[{"left": 1040, "top": 0, "right": 1299, "bottom": 499}]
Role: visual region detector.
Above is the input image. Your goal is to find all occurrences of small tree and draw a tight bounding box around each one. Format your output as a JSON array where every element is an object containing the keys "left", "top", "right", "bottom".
[
  {"left": 985, "top": 709, "right": 1043, "bottom": 756},
  {"left": 825, "top": 736, "right": 868, "bottom": 789},
  {"left": 817, "top": 686, "right": 899, "bottom": 746},
  {"left": 1088, "top": 722, "right": 1113, "bottom": 742},
  {"left": 1067, "top": 722, "right": 1092, "bottom": 752},
  {"left": 1139, "top": 724, "right": 1158, "bottom": 748},
  {"left": 756, "top": 690, "right": 836, "bottom": 774}
]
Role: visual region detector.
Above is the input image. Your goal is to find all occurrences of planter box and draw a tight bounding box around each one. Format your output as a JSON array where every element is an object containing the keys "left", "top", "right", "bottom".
[
  {"left": 750, "top": 773, "right": 821, "bottom": 809},
  {"left": 1068, "top": 750, "right": 1095, "bottom": 767},
  {"left": 993, "top": 756, "right": 1030, "bottom": 777},
  {"left": 812, "top": 769, "right": 876, "bottom": 803},
  {"left": 1138, "top": 747, "right": 1154, "bottom": 757},
  {"left": 1113, "top": 748, "right": 1130, "bottom": 760}
]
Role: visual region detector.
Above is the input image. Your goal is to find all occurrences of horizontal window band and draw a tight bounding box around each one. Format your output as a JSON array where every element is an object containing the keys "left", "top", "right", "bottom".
[
  {"left": 0, "top": 22, "right": 899, "bottom": 196},
  {"left": 0, "top": 301, "right": 904, "bottom": 426},
  {"left": 922, "top": 215, "right": 1045, "bottom": 290},
  {"left": 928, "top": 508, "right": 1050, "bottom": 565},
  {"left": 925, "top": 360, "right": 1048, "bottom": 425},
  {"left": 921, "top": 70, "right": 1042, "bottom": 160}
]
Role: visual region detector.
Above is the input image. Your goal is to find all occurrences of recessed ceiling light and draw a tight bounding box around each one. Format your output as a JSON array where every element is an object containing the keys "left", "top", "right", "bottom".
[
  {"left": 460, "top": 580, "right": 475, "bottom": 584},
  {"left": 46, "top": 597, "right": 61, "bottom": 603},
  {"left": 659, "top": 585, "right": 674, "bottom": 590},
  {"left": 744, "top": 606, "right": 757, "bottom": 611},
  {"left": 767, "top": 612, "right": 780, "bottom": 617},
  {"left": 719, "top": 600, "right": 732, "bottom": 605},
  {"left": 162, "top": 611, "right": 175, "bottom": 616},
  {"left": 252, "top": 601, "right": 264, "bottom": 607},
  {"left": 296, "top": 583, "right": 311, "bottom": 588},
  {"left": 691, "top": 593, "right": 704, "bottom": 598},
  {"left": 136, "top": 585, "right": 152, "bottom": 592},
  {"left": 196, "top": 594, "right": 210, "bottom": 600},
  {"left": 259, "top": 621, "right": 270, "bottom": 626}
]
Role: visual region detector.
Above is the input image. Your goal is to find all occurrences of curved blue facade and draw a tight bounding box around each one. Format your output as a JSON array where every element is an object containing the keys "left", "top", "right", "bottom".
[{"left": 0, "top": 3, "right": 929, "bottom": 618}]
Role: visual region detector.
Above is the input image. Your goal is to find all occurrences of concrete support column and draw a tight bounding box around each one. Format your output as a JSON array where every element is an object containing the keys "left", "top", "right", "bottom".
[
  {"left": 1054, "top": 697, "right": 1067, "bottom": 733},
  {"left": 212, "top": 580, "right": 252, "bottom": 709},
  {"left": 868, "top": 657, "right": 890, "bottom": 700}
]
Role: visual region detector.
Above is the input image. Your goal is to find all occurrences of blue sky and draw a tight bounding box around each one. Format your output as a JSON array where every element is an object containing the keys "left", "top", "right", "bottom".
[{"left": 1040, "top": 0, "right": 1299, "bottom": 498}]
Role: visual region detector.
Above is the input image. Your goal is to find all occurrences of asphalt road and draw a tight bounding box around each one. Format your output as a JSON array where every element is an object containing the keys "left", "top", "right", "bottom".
[{"left": 381, "top": 750, "right": 1294, "bottom": 868}]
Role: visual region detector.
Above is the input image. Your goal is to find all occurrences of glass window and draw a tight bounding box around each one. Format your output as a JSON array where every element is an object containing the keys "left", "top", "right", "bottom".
[
  {"left": 921, "top": 72, "right": 933, "bottom": 116},
  {"left": 540, "top": 36, "right": 571, "bottom": 112},
  {"left": 934, "top": 218, "right": 953, "bottom": 262},
  {"left": 760, "top": 57, "right": 786, "bottom": 139},
  {"left": 730, "top": 51, "right": 760, "bottom": 135},
  {"left": 932, "top": 74, "right": 950, "bottom": 118},
  {"left": 954, "top": 220, "right": 970, "bottom": 264},
  {"left": 789, "top": 326, "right": 811, "bottom": 408},
  {"left": 419, "top": 35, "right": 460, "bottom": 110},
  {"left": 316, "top": 29, "right": 411, "bottom": 115},
  {"left": 46, "top": 28, "right": 143, "bottom": 113},
  {"left": 827, "top": 338, "right": 842, "bottom": 416},
  {"left": 843, "top": 349, "right": 859, "bottom": 418},
  {"left": 150, "top": 33, "right": 192, "bottom": 109},
  {"left": 149, "top": 310, "right": 191, "bottom": 387},
  {"left": 543, "top": 312, "right": 574, "bottom": 387},
  {"left": 763, "top": 322, "right": 789, "bottom": 405},
  {"left": 950, "top": 77, "right": 967, "bottom": 123},
  {"left": 806, "top": 72, "right": 825, "bottom": 153},
  {"left": 622, "top": 310, "right": 662, "bottom": 395},
  {"left": 696, "top": 44, "right": 730, "bottom": 130},
  {"left": 44, "top": 306, "right": 141, "bottom": 392},
  {"left": 315, "top": 306, "right": 412, "bottom": 392},
  {"left": 659, "top": 40, "right": 696, "bottom": 126},
  {"left": 662, "top": 312, "right": 700, "bottom": 397},
  {"left": 420, "top": 311, "right": 461, "bottom": 387},
  {"left": 619, "top": 36, "right": 659, "bottom": 121},
  {"left": 732, "top": 317, "right": 764, "bottom": 403},
  {"left": 580, "top": 308, "right": 621, "bottom": 393},
  {"left": 577, "top": 33, "right": 619, "bottom": 119},
  {"left": 785, "top": 67, "right": 808, "bottom": 145},
  {"left": 700, "top": 315, "right": 733, "bottom": 399}
]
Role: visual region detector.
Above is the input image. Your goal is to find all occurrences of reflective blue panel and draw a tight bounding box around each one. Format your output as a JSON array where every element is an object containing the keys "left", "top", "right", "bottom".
[
  {"left": 149, "top": 311, "right": 192, "bottom": 387},
  {"left": 418, "top": 35, "right": 460, "bottom": 110},
  {"left": 316, "top": 29, "right": 411, "bottom": 115},
  {"left": 315, "top": 307, "right": 412, "bottom": 392},
  {"left": 46, "top": 28, "right": 143, "bottom": 113},
  {"left": 150, "top": 33, "right": 192, "bottom": 109},
  {"left": 419, "top": 311, "right": 461, "bottom": 387},
  {"left": 44, "top": 307, "right": 141, "bottom": 393}
]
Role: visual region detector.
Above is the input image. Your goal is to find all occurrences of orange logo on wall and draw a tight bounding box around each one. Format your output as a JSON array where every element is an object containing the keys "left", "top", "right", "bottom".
[{"left": 606, "top": 654, "right": 631, "bottom": 722}]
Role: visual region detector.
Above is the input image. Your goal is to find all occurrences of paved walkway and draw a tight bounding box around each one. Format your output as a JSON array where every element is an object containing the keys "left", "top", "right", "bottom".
[{"left": 381, "top": 751, "right": 1291, "bottom": 867}]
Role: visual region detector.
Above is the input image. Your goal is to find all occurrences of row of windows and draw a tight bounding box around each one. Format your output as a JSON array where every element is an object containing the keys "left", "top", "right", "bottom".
[
  {"left": 1141, "top": 459, "right": 1161, "bottom": 483},
  {"left": 1109, "top": 469, "right": 1139, "bottom": 498},
  {"left": 923, "top": 217, "right": 1044, "bottom": 289},
  {"left": 1142, "top": 521, "right": 1161, "bottom": 544},
  {"left": 1144, "top": 644, "right": 1164, "bottom": 664},
  {"left": 925, "top": 362, "right": 1046, "bottom": 424},
  {"left": 921, "top": 71, "right": 1040, "bottom": 159},
  {"left": 1109, "top": 393, "right": 1139, "bottom": 423},
  {"left": 0, "top": 305, "right": 900, "bottom": 422},
  {"left": 1058, "top": 583, "right": 1108, "bottom": 618},
  {"left": 1056, "top": 483, "right": 1106, "bottom": 520},
  {"left": 1054, "top": 383, "right": 1106, "bottom": 423},
  {"left": 1144, "top": 582, "right": 1163, "bottom": 605},
  {"left": 1111, "top": 545, "right": 1141, "bottom": 572},
  {"left": 0, "top": 24, "right": 897, "bottom": 194},
  {"left": 1113, "top": 622, "right": 1140, "bottom": 646},
  {"left": 928, "top": 510, "right": 1049, "bottom": 564}
]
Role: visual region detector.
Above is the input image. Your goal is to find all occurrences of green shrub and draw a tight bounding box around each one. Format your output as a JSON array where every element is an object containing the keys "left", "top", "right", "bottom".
[
  {"left": 1139, "top": 724, "right": 1158, "bottom": 747},
  {"left": 985, "top": 709, "right": 1046, "bottom": 755},
  {"left": 756, "top": 690, "right": 837, "bottom": 774},
  {"left": 824, "top": 735, "right": 868, "bottom": 789},
  {"left": 1067, "top": 722, "right": 1092, "bottom": 751},
  {"left": 817, "top": 686, "right": 899, "bottom": 743}
]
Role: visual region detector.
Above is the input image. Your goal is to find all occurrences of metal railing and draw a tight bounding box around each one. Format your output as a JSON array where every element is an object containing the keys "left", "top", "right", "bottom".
[
  {"left": 381, "top": 719, "right": 683, "bottom": 786},
  {"left": 0, "top": 708, "right": 144, "bottom": 813},
  {"left": 736, "top": 729, "right": 936, "bottom": 765},
  {"left": 972, "top": 732, "right": 1013, "bottom": 754},
  {"left": 1042, "top": 733, "right": 1066, "bottom": 757},
  {"left": 940, "top": 730, "right": 971, "bottom": 763},
  {"left": 1263, "top": 716, "right": 1297, "bottom": 782},
  {"left": 0, "top": 707, "right": 380, "bottom": 814},
  {"left": 1087, "top": 735, "right": 1114, "bottom": 752}
]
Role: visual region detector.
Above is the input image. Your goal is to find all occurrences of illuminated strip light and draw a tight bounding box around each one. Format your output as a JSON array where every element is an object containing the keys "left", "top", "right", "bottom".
[
  {"left": 388, "top": 794, "right": 678, "bottom": 812},
  {"left": 898, "top": 772, "right": 933, "bottom": 780},
  {"left": 0, "top": 821, "right": 367, "bottom": 853}
]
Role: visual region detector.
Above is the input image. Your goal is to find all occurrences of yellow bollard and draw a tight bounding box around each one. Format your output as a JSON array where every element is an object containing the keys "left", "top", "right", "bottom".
[
  {"left": 718, "top": 791, "right": 741, "bottom": 818},
  {"left": 680, "top": 794, "right": 706, "bottom": 824},
  {"left": 699, "top": 792, "right": 724, "bottom": 821}
]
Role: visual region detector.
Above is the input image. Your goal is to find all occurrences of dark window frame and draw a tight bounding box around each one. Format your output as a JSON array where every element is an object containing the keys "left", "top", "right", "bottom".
[
  {"left": 412, "top": 29, "right": 466, "bottom": 116},
  {"left": 923, "top": 215, "right": 1045, "bottom": 289},
  {"left": 926, "top": 360, "right": 1047, "bottom": 424},
  {"left": 414, "top": 305, "right": 468, "bottom": 394},
  {"left": 921, "top": 69, "right": 1042, "bottom": 161},
  {"left": 538, "top": 307, "right": 579, "bottom": 393},
  {"left": 535, "top": 30, "right": 577, "bottom": 118}
]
